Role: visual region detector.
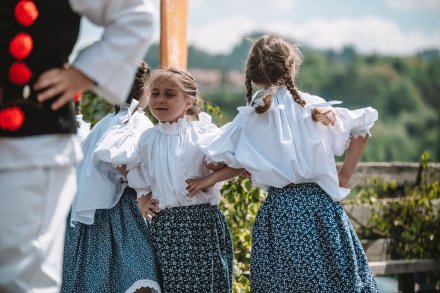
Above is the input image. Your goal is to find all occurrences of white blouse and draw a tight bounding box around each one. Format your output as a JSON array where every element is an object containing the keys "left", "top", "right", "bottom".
[
  {"left": 70, "top": 100, "right": 153, "bottom": 226},
  {"left": 199, "top": 87, "right": 378, "bottom": 202},
  {"left": 125, "top": 113, "right": 222, "bottom": 210}
]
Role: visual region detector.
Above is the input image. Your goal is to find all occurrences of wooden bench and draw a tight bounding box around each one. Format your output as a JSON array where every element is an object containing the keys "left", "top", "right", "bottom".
[{"left": 370, "top": 259, "right": 437, "bottom": 293}]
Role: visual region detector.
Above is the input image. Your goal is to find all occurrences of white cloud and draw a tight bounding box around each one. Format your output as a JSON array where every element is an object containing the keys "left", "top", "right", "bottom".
[
  {"left": 385, "top": 0, "right": 440, "bottom": 11},
  {"left": 189, "top": 16, "right": 440, "bottom": 56},
  {"left": 189, "top": 17, "right": 256, "bottom": 53},
  {"left": 75, "top": 1, "right": 440, "bottom": 58},
  {"left": 190, "top": 0, "right": 297, "bottom": 17},
  {"left": 277, "top": 17, "right": 440, "bottom": 55}
]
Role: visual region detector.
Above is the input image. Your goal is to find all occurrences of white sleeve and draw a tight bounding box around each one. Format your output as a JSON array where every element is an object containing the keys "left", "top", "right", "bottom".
[
  {"left": 198, "top": 119, "right": 244, "bottom": 169},
  {"left": 93, "top": 112, "right": 154, "bottom": 168},
  {"left": 69, "top": 0, "right": 156, "bottom": 104},
  {"left": 301, "top": 92, "right": 378, "bottom": 157},
  {"left": 318, "top": 106, "right": 378, "bottom": 156},
  {"left": 127, "top": 160, "right": 151, "bottom": 198}
]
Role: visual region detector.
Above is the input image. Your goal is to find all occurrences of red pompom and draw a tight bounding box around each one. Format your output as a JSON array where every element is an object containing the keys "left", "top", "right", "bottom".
[
  {"left": 0, "top": 106, "right": 25, "bottom": 131},
  {"left": 9, "top": 33, "right": 33, "bottom": 60},
  {"left": 73, "top": 92, "right": 82, "bottom": 102},
  {"left": 8, "top": 62, "right": 32, "bottom": 85},
  {"left": 15, "top": 1, "right": 39, "bottom": 27}
]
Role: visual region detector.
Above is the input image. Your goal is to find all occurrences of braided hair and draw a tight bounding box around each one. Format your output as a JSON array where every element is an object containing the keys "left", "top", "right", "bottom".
[
  {"left": 115, "top": 60, "right": 150, "bottom": 113},
  {"left": 245, "top": 35, "right": 335, "bottom": 125}
]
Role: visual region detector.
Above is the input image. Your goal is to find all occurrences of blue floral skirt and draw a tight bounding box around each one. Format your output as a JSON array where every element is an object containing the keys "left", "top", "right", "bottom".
[
  {"left": 250, "top": 183, "right": 379, "bottom": 293},
  {"left": 62, "top": 187, "right": 161, "bottom": 293},
  {"left": 150, "top": 204, "right": 233, "bottom": 293}
]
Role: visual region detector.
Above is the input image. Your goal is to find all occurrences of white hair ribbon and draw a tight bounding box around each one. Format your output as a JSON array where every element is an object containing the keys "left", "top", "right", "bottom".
[
  {"left": 120, "top": 99, "right": 140, "bottom": 123},
  {"left": 250, "top": 85, "right": 278, "bottom": 108},
  {"left": 303, "top": 100, "right": 342, "bottom": 119}
]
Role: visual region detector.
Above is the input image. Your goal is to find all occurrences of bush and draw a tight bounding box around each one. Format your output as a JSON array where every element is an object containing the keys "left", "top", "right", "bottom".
[
  {"left": 220, "top": 177, "right": 266, "bottom": 292},
  {"left": 359, "top": 152, "right": 440, "bottom": 262}
]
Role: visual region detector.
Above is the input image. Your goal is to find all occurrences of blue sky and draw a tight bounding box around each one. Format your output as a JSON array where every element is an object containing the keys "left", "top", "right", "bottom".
[{"left": 76, "top": 0, "right": 440, "bottom": 57}]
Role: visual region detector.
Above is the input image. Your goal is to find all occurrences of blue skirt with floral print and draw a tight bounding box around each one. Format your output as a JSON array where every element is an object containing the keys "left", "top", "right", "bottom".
[
  {"left": 150, "top": 204, "right": 233, "bottom": 293},
  {"left": 62, "top": 187, "right": 161, "bottom": 293},
  {"left": 250, "top": 183, "right": 379, "bottom": 293}
]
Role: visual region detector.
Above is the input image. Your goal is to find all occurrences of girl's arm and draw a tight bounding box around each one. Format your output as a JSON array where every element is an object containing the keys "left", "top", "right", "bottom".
[
  {"left": 186, "top": 166, "right": 245, "bottom": 197},
  {"left": 206, "top": 162, "right": 226, "bottom": 171},
  {"left": 338, "top": 136, "right": 368, "bottom": 187},
  {"left": 116, "top": 165, "right": 128, "bottom": 178}
]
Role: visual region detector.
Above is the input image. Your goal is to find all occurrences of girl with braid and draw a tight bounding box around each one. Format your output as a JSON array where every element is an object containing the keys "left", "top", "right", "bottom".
[{"left": 189, "top": 35, "right": 380, "bottom": 292}]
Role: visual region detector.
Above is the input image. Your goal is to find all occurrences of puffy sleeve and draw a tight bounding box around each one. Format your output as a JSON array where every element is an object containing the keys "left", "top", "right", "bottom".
[
  {"left": 93, "top": 109, "right": 153, "bottom": 168},
  {"left": 91, "top": 100, "right": 154, "bottom": 198},
  {"left": 198, "top": 111, "right": 246, "bottom": 169},
  {"left": 302, "top": 93, "right": 378, "bottom": 156},
  {"left": 69, "top": 0, "right": 156, "bottom": 104},
  {"left": 93, "top": 124, "right": 151, "bottom": 197},
  {"left": 126, "top": 161, "right": 151, "bottom": 198}
]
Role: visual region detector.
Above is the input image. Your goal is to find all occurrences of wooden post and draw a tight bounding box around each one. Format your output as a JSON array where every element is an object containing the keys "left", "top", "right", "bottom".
[{"left": 160, "top": 0, "right": 189, "bottom": 69}]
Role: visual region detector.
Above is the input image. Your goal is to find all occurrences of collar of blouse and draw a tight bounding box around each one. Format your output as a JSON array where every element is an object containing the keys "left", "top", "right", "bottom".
[{"left": 157, "top": 116, "right": 189, "bottom": 134}]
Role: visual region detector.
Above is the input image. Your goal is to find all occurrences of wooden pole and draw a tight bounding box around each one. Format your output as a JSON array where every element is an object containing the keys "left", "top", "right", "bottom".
[{"left": 160, "top": 0, "right": 189, "bottom": 69}]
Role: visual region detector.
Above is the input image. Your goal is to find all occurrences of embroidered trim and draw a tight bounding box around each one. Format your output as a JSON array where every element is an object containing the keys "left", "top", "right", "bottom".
[
  {"left": 124, "top": 279, "right": 161, "bottom": 293},
  {"left": 175, "top": 140, "right": 189, "bottom": 201},
  {"left": 157, "top": 117, "right": 189, "bottom": 134},
  {"left": 350, "top": 128, "right": 371, "bottom": 139},
  {"left": 346, "top": 129, "right": 371, "bottom": 149}
]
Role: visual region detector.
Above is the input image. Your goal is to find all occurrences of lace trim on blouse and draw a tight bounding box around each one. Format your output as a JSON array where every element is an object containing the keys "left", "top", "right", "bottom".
[
  {"left": 346, "top": 128, "right": 371, "bottom": 149},
  {"left": 350, "top": 128, "right": 371, "bottom": 139},
  {"left": 124, "top": 279, "right": 161, "bottom": 293},
  {"left": 157, "top": 117, "right": 189, "bottom": 134},
  {"left": 174, "top": 134, "right": 189, "bottom": 201}
]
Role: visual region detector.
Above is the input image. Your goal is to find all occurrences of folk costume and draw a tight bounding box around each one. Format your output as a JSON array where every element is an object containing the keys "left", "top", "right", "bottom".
[
  {"left": 62, "top": 100, "right": 161, "bottom": 293},
  {"left": 199, "top": 87, "right": 380, "bottom": 292},
  {"left": 97, "top": 113, "right": 234, "bottom": 293}
]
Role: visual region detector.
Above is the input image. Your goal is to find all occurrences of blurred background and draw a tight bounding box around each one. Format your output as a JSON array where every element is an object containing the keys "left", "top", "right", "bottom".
[
  {"left": 75, "top": 0, "right": 440, "bottom": 162},
  {"left": 74, "top": 1, "right": 440, "bottom": 292}
]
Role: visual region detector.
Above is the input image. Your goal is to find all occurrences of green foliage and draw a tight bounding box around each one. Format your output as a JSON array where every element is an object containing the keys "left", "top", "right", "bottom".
[
  {"left": 359, "top": 152, "right": 440, "bottom": 261},
  {"left": 79, "top": 91, "right": 114, "bottom": 126},
  {"left": 220, "top": 177, "right": 266, "bottom": 292}
]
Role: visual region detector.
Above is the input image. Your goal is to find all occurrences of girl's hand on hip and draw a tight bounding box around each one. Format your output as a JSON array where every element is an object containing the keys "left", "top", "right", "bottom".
[
  {"left": 137, "top": 193, "right": 160, "bottom": 221},
  {"left": 185, "top": 176, "right": 214, "bottom": 197}
]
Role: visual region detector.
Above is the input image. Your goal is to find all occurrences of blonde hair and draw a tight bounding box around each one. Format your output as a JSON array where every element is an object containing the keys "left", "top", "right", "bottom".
[
  {"left": 245, "top": 35, "right": 335, "bottom": 125},
  {"left": 147, "top": 67, "right": 201, "bottom": 119}
]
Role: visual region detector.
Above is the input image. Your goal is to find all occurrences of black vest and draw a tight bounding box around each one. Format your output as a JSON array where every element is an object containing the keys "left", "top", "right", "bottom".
[{"left": 0, "top": 0, "right": 81, "bottom": 137}]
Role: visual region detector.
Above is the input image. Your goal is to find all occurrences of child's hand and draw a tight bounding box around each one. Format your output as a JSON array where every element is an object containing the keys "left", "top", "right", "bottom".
[
  {"left": 206, "top": 162, "right": 226, "bottom": 171},
  {"left": 137, "top": 193, "right": 160, "bottom": 221},
  {"left": 34, "top": 66, "right": 94, "bottom": 110},
  {"left": 241, "top": 170, "right": 251, "bottom": 179},
  {"left": 185, "top": 176, "right": 216, "bottom": 197}
]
